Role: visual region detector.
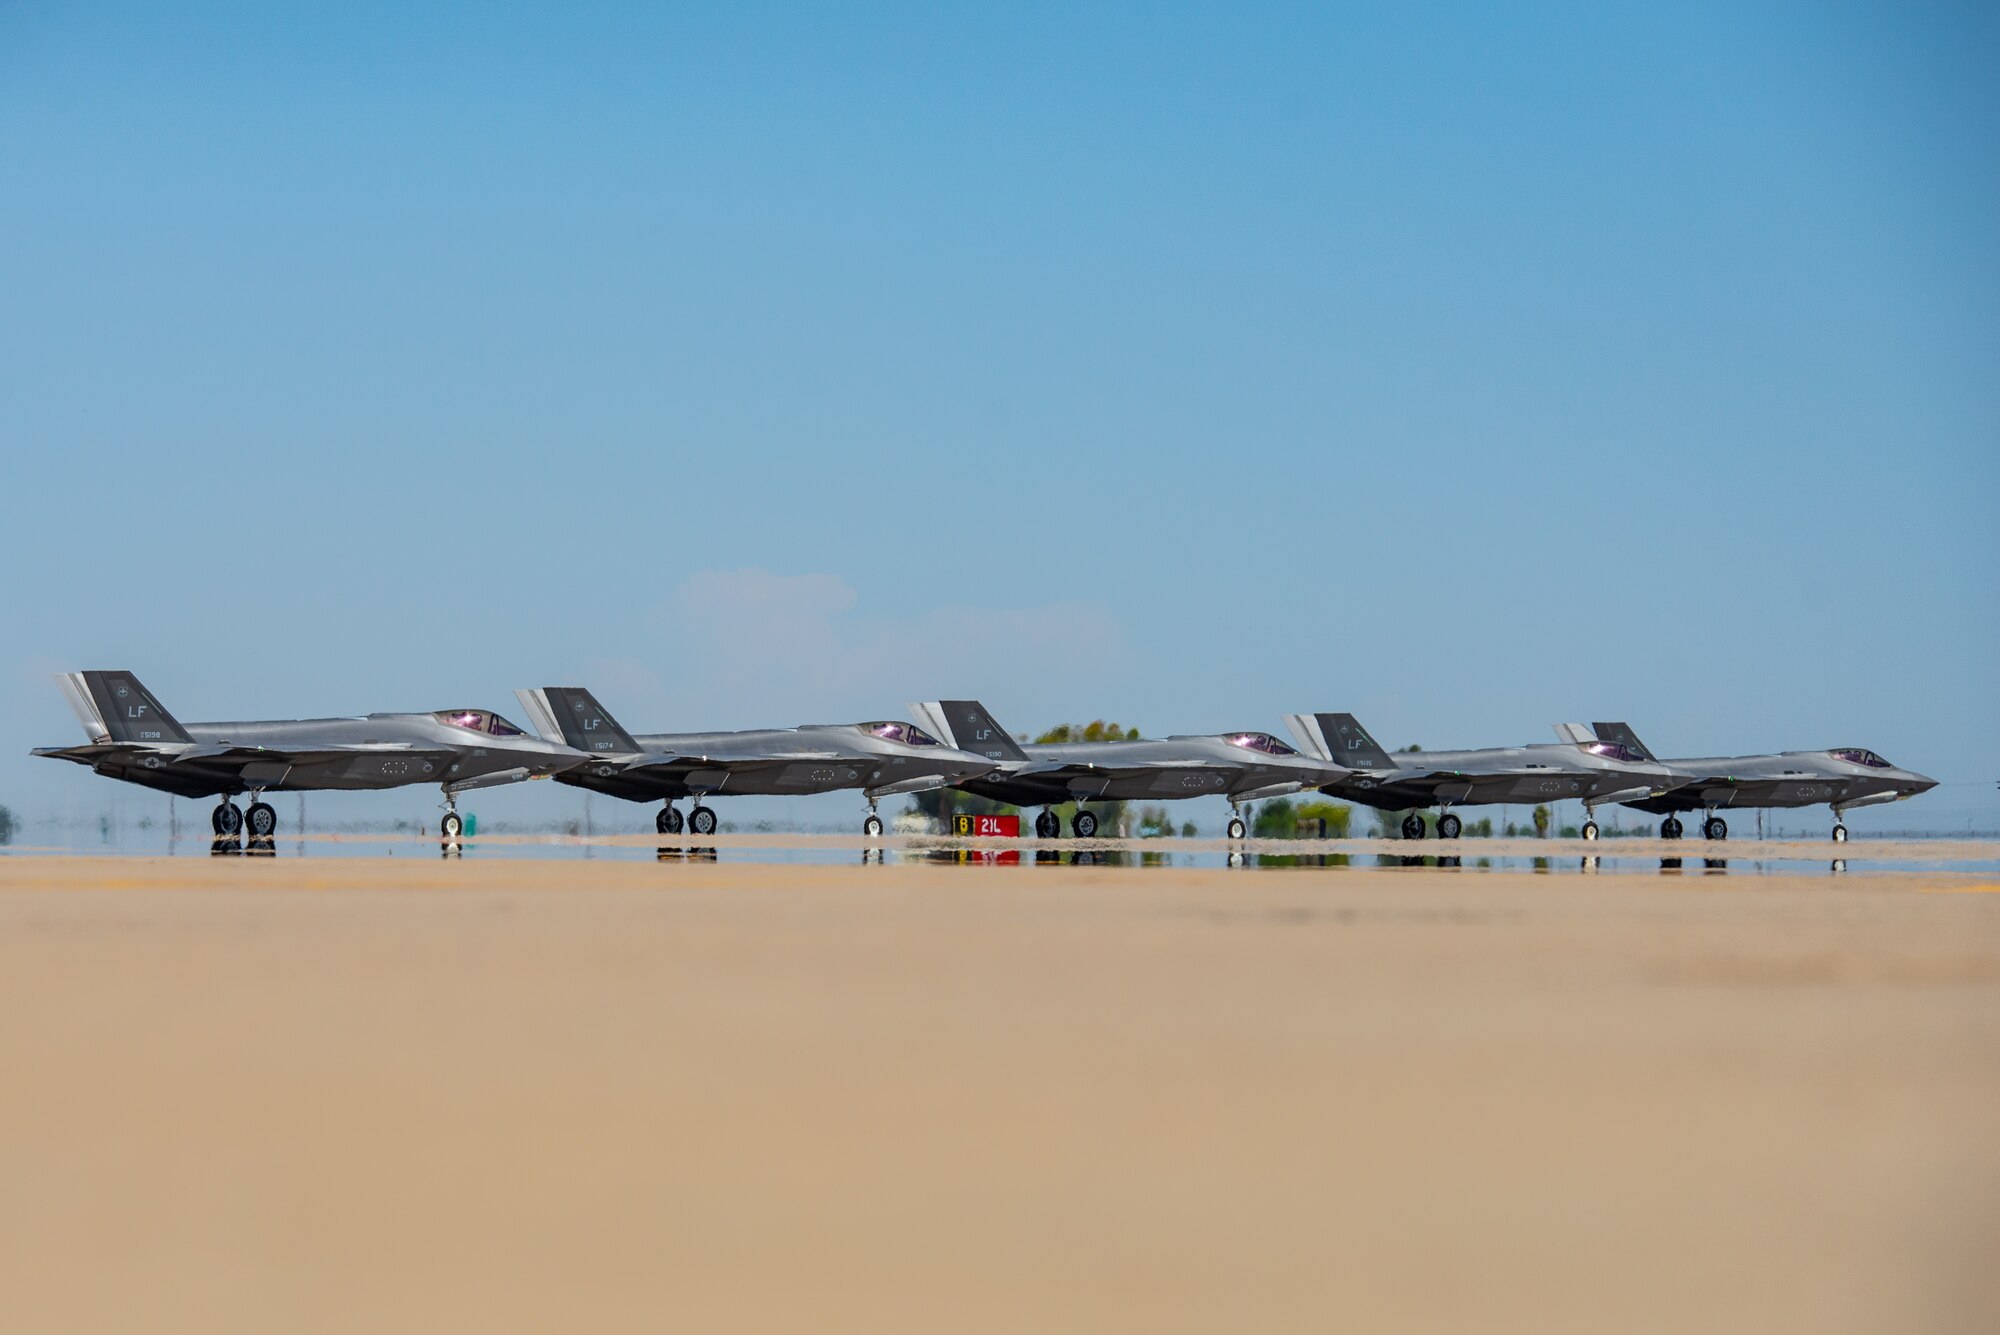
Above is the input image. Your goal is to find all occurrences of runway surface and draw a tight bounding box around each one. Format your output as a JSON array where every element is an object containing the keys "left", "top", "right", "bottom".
[{"left": 2, "top": 852, "right": 1996, "bottom": 1333}]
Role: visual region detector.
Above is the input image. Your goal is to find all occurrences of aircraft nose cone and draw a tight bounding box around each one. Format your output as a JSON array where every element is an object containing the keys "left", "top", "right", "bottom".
[{"left": 1905, "top": 773, "right": 1939, "bottom": 795}]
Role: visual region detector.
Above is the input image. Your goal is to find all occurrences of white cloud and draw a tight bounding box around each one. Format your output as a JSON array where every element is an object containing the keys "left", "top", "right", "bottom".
[{"left": 594, "top": 569, "right": 1134, "bottom": 729}]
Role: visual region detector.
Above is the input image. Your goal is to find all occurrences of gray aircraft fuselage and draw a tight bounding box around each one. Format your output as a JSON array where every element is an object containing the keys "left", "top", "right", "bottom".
[
  {"left": 912, "top": 702, "right": 1349, "bottom": 808},
  {"left": 1586, "top": 723, "right": 1936, "bottom": 817},
  {"left": 1286, "top": 713, "right": 1685, "bottom": 813},
  {"left": 33, "top": 672, "right": 587, "bottom": 801},
  {"left": 517, "top": 687, "right": 997, "bottom": 804}
]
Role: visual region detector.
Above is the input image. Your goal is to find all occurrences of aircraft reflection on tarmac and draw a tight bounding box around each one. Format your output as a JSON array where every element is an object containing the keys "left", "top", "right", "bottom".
[{"left": 205, "top": 840, "right": 1857, "bottom": 875}]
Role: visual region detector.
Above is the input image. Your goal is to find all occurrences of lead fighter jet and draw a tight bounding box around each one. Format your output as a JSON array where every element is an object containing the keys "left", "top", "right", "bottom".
[
  {"left": 1582, "top": 722, "right": 1936, "bottom": 842},
  {"left": 1284, "top": 712, "right": 1686, "bottom": 840},
  {"left": 32, "top": 670, "right": 589, "bottom": 841},
  {"left": 514, "top": 686, "right": 1001, "bottom": 835},
  {"left": 910, "top": 700, "right": 1354, "bottom": 839}
]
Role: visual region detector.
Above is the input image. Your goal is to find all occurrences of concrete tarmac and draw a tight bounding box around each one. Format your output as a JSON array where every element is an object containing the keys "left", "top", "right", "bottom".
[{"left": 1, "top": 854, "right": 1995, "bottom": 1333}]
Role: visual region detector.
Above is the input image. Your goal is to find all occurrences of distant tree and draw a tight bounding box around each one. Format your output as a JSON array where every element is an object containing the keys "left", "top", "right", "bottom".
[
  {"left": 1294, "top": 800, "right": 1353, "bottom": 838},
  {"left": 1179, "top": 820, "right": 1197, "bottom": 838},
  {"left": 1136, "top": 805, "right": 1175, "bottom": 837},
  {"left": 0, "top": 804, "right": 14, "bottom": 845},
  {"left": 1531, "top": 804, "right": 1552, "bottom": 838},
  {"left": 1252, "top": 797, "right": 1297, "bottom": 838}
]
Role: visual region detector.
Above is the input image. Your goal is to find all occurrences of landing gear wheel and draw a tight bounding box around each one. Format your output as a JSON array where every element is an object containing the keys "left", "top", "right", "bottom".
[
  {"left": 1071, "top": 810, "right": 1098, "bottom": 839},
  {"left": 1226, "top": 816, "right": 1247, "bottom": 840},
  {"left": 1660, "top": 817, "right": 1683, "bottom": 840},
  {"left": 688, "top": 806, "right": 718, "bottom": 837},
  {"left": 1437, "top": 813, "right": 1462, "bottom": 840},
  {"left": 212, "top": 802, "right": 243, "bottom": 837},
  {"left": 1832, "top": 823, "right": 1849, "bottom": 843},
  {"left": 1703, "top": 817, "right": 1728, "bottom": 841},
  {"left": 1401, "top": 814, "right": 1425, "bottom": 840},
  {"left": 441, "top": 811, "right": 463, "bottom": 839},
  {"left": 1582, "top": 821, "right": 1600, "bottom": 841},
  {"left": 246, "top": 802, "right": 277, "bottom": 839},
  {"left": 1034, "top": 811, "right": 1059, "bottom": 839},
  {"left": 656, "top": 806, "right": 683, "bottom": 836},
  {"left": 862, "top": 813, "right": 884, "bottom": 838}
]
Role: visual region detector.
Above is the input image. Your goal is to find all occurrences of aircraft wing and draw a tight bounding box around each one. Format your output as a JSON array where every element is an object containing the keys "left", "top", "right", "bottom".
[{"left": 621, "top": 749, "right": 857, "bottom": 774}]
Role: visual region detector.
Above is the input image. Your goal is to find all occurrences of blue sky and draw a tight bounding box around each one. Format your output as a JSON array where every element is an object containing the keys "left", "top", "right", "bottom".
[{"left": 3, "top": 1, "right": 1995, "bottom": 834}]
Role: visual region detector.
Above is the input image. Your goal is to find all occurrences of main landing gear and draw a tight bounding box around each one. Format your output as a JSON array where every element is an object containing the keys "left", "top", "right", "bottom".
[
  {"left": 1400, "top": 811, "right": 1463, "bottom": 841},
  {"left": 211, "top": 799, "right": 244, "bottom": 838},
  {"left": 1659, "top": 816, "right": 1685, "bottom": 840},
  {"left": 1702, "top": 815, "right": 1729, "bottom": 841},
  {"left": 688, "top": 805, "right": 719, "bottom": 837},
  {"left": 1034, "top": 809, "right": 1060, "bottom": 839},
  {"left": 1071, "top": 809, "right": 1098, "bottom": 839},
  {"left": 657, "top": 804, "right": 685, "bottom": 836}
]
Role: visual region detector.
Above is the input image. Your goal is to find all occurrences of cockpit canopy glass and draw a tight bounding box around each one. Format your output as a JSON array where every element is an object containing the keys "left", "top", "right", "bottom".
[
  {"left": 863, "top": 721, "right": 941, "bottom": 747},
  {"left": 1226, "top": 732, "right": 1298, "bottom": 756},
  {"left": 437, "top": 709, "right": 528, "bottom": 737},
  {"left": 1830, "top": 748, "right": 1891, "bottom": 768},
  {"left": 1587, "top": 742, "right": 1650, "bottom": 764}
]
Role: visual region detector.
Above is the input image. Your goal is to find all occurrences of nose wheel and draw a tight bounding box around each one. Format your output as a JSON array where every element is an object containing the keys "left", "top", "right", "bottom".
[
  {"left": 1582, "top": 820, "right": 1600, "bottom": 840},
  {"left": 1832, "top": 823, "right": 1849, "bottom": 843},
  {"left": 656, "top": 805, "right": 684, "bottom": 836},
  {"left": 1226, "top": 815, "right": 1247, "bottom": 840}
]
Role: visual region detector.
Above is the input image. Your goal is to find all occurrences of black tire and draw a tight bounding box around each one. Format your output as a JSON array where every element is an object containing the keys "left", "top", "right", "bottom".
[
  {"left": 1832, "top": 823, "right": 1849, "bottom": 843},
  {"left": 1035, "top": 811, "right": 1058, "bottom": 839},
  {"left": 689, "top": 806, "right": 718, "bottom": 837},
  {"left": 1226, "top": 816, "right": 1247, "bottom": 840},
  {"left": 1072, "top": 810, "right": 1098, "bottom": 839},
  {"left": 246, "top": 802, "right": 277, "bottom": 839},
  {"left": 657, "top": 807, "right": 684, "bottom": 835},
  {"left": 1401, "top": 814, "right": 1424, "bottom": 840},
  {"left": 213, "top": 802, "right": 243, "bottom": 837},
  {"left": 1660, "top": 818, "right": 1680, "bottom": 840},
  {"left": 862, "top": 814, "right": 883, "bottom": 838},
  {"left": 441, "top": 811, "right": 463, "bottom": 839},
  {"left": 1582, "top": 821, "right": 1600, "bottom": 841},
  {"left": 1704, "top": 817, "right": 1728, "bottom": 841},
  {"left": 1437, "top": 813, "right": 1462, "bottom": 840}
]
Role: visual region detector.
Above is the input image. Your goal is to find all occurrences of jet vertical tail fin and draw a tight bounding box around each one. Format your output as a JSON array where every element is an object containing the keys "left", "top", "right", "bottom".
[
  {"left": 910, "top": 701, "right": 1028, "bottom": 763},
  {"left": 1552, "top": 723, "right": 1595, "bottom": 745},
  {"left": 515, "top": 687, "right": 643, "bottom": 755},
  {"left": 1305, "top": 712, "right": 1396, "bottom": 770},
  {"left": 1590, "top": 721, "right": 1656, "bottom": 761},
  {"left": 66, "top": 671, "right": 193, "bottom": 745}
]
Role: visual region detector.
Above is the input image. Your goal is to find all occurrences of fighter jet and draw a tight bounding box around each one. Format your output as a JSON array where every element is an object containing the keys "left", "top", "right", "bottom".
[
  {"left": 909, "top": 701, "right": 1353, "bottom": 839},
  {"left": 32, "top": 670, "right": 589, "bottom": 842},
  {"left": 1580, "top": 722, "right": 1937, "bottom": 842},
  {"left": 514, "top": 686, "right": 1002, "bottom": 836},
  {"left": 1283, "top": 712, "right": 1687, "bottom": 840}
]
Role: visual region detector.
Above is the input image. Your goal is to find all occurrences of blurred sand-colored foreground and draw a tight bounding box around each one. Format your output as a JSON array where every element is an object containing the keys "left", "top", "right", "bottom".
[{"left": 2, "top": 855, "right": 1997, "bottom": 1333}]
